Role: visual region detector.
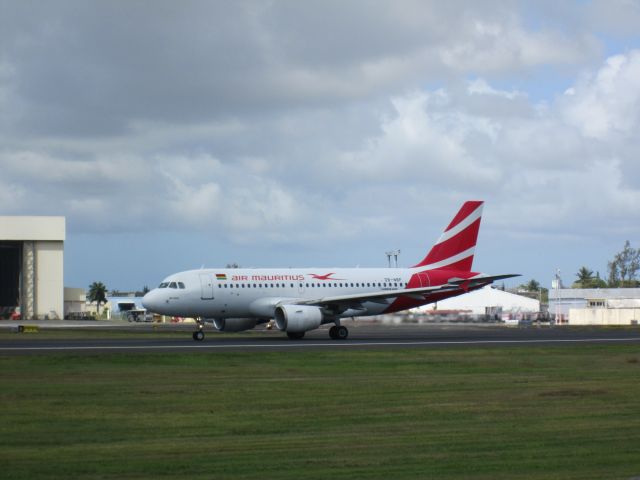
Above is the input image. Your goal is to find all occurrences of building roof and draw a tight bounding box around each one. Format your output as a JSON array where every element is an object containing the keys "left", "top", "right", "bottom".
[
  {"left": 553, "top": 288, "right": 640, "bottom": 300},
  {"left": 415, "top": 285, "right": 540, "bottom": 313},
  {"left": 0, "top": 216, "right": 65, "bottom": 241}
]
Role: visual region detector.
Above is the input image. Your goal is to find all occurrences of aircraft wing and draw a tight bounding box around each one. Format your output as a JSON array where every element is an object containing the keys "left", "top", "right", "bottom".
[
  {"left": 290, "top": 273, "right": 520, "bottom": 312},
  {"left": 445, "top": 273, "right": 521, "bottom": 289}
]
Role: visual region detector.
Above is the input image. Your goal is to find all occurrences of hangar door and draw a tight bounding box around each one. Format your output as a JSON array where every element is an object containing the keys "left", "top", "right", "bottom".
[{"left": 0, "top": 242, "right": 21, "bottom": 314}]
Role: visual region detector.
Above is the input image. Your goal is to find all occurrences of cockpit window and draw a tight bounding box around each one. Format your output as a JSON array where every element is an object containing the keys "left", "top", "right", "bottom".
[
  {"left": 158, "top": 282, "right": 169, "bottom": 288},
  {"left": 178, "top": 282, "right": 185, "bottom": 289},
  {"left": 169, "top": 282, "right": 178, "bottom": 289}
]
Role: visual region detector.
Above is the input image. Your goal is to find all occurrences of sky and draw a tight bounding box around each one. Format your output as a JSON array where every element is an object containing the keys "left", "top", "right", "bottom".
[{"left": 2, "top": 0, "right": 640, "bottom": 291}]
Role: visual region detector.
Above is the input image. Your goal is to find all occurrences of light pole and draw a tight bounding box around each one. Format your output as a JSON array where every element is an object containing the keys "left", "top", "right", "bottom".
[
  {"left": 385, "top": 250, "right": 401, "bottom": 268},
  {"left": 553, "top": 269, "right": 561, "bottom": 324}
]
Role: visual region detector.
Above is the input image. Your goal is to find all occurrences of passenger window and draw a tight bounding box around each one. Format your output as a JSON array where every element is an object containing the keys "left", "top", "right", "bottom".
[{"left": 224, "top": 284, "right": 227, "bottom": 288}]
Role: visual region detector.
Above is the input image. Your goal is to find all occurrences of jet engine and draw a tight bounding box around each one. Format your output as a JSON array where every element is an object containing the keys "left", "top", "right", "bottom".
[
  {"left": 212, "top": 318, "right": 258, "bottom": 332},
  {"left": 274, "top": 305, "right": 323, "bottom": 333}
]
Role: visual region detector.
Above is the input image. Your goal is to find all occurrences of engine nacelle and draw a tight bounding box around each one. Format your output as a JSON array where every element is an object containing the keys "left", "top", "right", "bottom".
[
  {"left": 274, "top": 305, "right": 323, "bottom": 333},
  {"left": 212, "top": 318, "right": 257, "bottom": 332}
]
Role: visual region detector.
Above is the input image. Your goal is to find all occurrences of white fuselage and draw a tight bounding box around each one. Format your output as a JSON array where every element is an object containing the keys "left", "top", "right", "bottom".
[{"left": 142, "top": 267, "right": 416, "bottom": 319}]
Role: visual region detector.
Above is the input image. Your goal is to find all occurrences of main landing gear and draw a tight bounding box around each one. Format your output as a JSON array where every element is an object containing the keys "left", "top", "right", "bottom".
[
  {"left": 329, "top": 325, "right": 349, "bottom": 340},
  {"left": 192, "top": 318, "right": 205, "bottom": 342}
]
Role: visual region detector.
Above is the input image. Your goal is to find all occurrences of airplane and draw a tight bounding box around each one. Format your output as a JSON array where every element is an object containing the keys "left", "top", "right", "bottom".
[{"left": 142, "top": 201, "right": 518, "bottom": 341}]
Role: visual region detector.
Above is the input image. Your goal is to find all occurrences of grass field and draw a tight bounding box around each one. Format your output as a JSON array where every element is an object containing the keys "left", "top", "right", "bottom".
[{"left": 2, "top": 344, "right": 640, "bottom": 479}]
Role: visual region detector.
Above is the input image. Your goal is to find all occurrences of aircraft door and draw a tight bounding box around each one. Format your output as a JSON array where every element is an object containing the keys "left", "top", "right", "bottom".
[
  {"left": 199, "top": 274, "right": 214, "bottom": 300},
  {"left": 417, "top": 272, "right": 430, "bottom": 287}
]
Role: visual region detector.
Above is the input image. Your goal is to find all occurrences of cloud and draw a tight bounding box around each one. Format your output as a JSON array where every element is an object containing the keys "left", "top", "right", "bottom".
[
  {"left": 562, "top": 50, "right": 640, "bottom": 140},
  {"left": 0, "top": 1, "right": 605, "bottom": 140},
  {"left": 2, "top": 2, "right": 640, "bottom": 288},
  {"left": 440, "top": 16, "right": 600, "bottom": 73}
]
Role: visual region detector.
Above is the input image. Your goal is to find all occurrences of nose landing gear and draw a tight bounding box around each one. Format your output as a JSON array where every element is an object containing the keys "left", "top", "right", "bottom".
[{"left": 192, "top": 318, "right": 205, "bottom": 341}]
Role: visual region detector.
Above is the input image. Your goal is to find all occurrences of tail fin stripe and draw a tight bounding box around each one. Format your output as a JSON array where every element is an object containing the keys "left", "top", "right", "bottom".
[
  {"left": 425, "top": 218, "right": 481, "bottom": 263},
  {"left": 415, "top": 246, "right": 476, "bottom": 271},
  {"left": 411, "top": 200, "right": 484, "bottom": 271},
  {"left": 435, "top": 203, "right": 483, "bottom": 245},
  {"left": 445, "top": 201, "right": 484, "bottom": 231}
]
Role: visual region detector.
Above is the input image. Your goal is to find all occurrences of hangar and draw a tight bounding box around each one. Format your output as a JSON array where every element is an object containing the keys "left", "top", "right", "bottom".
[
  {"left": 0, "top": 216, "right": 65, "bottom": 320},
  {"left": 413, "top": 285, "right": 540, "bottom": 319}
]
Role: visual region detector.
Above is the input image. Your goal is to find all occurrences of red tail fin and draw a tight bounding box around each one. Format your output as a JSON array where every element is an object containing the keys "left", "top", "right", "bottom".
[{"left": 412, "top": 201, "right": 484, "bottom": 271}]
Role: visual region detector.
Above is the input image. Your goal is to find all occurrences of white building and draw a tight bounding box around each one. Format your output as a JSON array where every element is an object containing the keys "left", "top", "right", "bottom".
[
  {"left": 0, "top": 216, "right": 65, "bottom": 319},
  {"left": 549, "top": 288, "right": 640, "bottom": 325},
  {"left": 64, "top": 287, "right": 86, "bottom": 317},
  {"left": 413, "top": 285, "right": 540, "bottom": 318}
]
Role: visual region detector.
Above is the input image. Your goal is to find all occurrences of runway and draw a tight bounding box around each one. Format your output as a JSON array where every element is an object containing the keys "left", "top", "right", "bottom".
[{"left": 1, "top": 322, "right": 640, "bottom": 354}]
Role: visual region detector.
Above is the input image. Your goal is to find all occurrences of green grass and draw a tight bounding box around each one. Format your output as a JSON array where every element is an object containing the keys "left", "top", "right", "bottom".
[{"left": 1, "top": 345, "right": 640, "bottom": 479}]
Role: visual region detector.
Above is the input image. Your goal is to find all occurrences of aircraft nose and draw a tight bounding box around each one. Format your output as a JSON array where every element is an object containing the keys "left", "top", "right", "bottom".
[{"left": 142, "top": 290, "right": 160, "bottom": 312}]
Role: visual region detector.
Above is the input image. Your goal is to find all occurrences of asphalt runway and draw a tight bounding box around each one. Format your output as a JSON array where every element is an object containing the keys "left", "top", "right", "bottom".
[{"left": 1, "top": 322, "right": 640, "bottom": 354}]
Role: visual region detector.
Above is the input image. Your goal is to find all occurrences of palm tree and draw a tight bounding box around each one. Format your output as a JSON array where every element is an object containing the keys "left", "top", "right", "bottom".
[
  {"left": 575, "top": 267, "right": 594, "bottom": 288},
  {"left": 525, "top": 279, "right": 540, "bottom": 292},
  {"left": 88, "top": 281, "right": 108, "bottom": 316}
]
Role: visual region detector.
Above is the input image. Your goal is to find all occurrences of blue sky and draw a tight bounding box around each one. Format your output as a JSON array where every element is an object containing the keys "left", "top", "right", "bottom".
[{"left": 2, "top": 1, "right": 640, "bottom": 291}]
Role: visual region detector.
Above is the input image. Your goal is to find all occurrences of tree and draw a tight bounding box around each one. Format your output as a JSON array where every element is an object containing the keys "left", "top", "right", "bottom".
[
  {"left": 525, "top": 279, "right": 540, "bottom": 292},
  {"left": 607, "top": 241, "right": 640, "bottom": 287},
  {"left": 573, "top": 266, "right": 594, "bottom": 288},
  {"left": 591, "top": 272, "right": 608, "bottom": 288},
  {"left": 88, "top": 281, "right": 108, "bottom": 316},
  {"left": 520, "top": 279, "right": 547, "bottom": 303}
]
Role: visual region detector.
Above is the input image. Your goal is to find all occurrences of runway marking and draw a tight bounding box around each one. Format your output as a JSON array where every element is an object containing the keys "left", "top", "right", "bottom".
[{"left": 2, "top": 337, "right": 640, "bottom": 352}]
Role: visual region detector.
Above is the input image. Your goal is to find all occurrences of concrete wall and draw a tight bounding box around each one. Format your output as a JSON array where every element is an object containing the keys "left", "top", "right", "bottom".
[
  {"left": 569, "top": 308, "right": 640, "bottom": 325},
  {"left": 0, "top": 216, "right": 65, "bottom": 241},
  {"left": 35, "top": 241, "right": 64, "bottom": 319}
]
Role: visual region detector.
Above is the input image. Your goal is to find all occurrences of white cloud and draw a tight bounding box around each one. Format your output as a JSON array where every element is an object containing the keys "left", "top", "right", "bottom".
[
  {"left": 439, "top": 16, "right": 599, "bottom": 73},
  {"left": 338, "top": 90, "right": 502, "bottom": 187},
  {"left": 562, "top": 51, "right": 640, "bottom": 140},
  {"left": 2, "top": 3, "right": 640, "bottom": 287}
]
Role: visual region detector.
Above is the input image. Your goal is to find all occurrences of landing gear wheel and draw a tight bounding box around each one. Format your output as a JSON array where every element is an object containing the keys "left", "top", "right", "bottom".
[
  {"left": 192, "top": 330, "right": 205, "bottom": 341},
  {"left": 336, "top": 326, "right": 348, "bottom": 340},
  {"left": 329, "top": 326, "right": 338, "bottom": 339},
  {"left": 286, "top": 331, "right": 305, "bottom": 340}
]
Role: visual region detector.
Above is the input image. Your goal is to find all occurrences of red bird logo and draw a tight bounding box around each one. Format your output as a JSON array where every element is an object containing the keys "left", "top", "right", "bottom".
[{"left": 309, "top": 273, "right": 344, "bottom": 281}]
